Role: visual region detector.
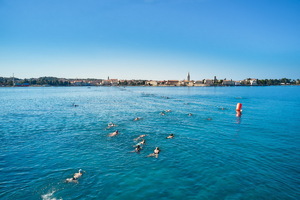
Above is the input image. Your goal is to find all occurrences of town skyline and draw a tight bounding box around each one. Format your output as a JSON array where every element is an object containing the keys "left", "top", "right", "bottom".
[
  {"left": 2, "top": 71, "right": 300, "bottom": 82},
  {"left": 1, "top": 73, "right": 298, "bottom": 87}
]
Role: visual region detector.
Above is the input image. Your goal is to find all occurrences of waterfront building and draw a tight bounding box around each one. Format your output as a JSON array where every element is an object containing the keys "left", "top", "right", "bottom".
[
  {"left": 146, "top": 80, "right": 158, "bottom": 86},
  {"left": 204, "top": 79, "right": 214, "bottom": 85},
  {"left": 194, "top": 80, "right": 206, "bottom": 86},
  {"left": 222, "top": 80, "right": 235, "bottom": 86},
  {"left": 158, "top": 81, "right": 167, "bottom": 86},
  {"left": 166, "top": 80, "right": 180, "bottom": 86},
  {"left": 101, "top": 79, "right": 119, "bottom": 86},
  {"left": 235, "top": 81, "right": 242, "bottom": 86},
  {"left": 250, "top": 79, "right": 258, "bottom": 85},
  {"left": 181, "top": 80, "right": 193, "bottom": 86}
]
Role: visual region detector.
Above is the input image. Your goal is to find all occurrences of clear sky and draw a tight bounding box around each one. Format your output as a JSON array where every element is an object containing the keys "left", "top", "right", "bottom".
[{"left": 1, "top": 0, "right": 299, "bottom": 80}]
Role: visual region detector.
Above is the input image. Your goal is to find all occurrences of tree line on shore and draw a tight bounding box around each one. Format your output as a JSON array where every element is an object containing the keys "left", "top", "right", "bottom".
[
  {"left": 0, "top": 77, "right": 70, "bottom": 86},
  {"left": 256, "top": 78, "right": 298, "bottom": 85},
  {"left": 0, "top": 76, "right": 299, "bottom": 87}
]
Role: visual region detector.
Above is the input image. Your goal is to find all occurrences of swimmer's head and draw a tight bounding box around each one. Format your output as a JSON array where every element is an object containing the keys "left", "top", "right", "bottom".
[{"left": 79, "top": 169, "right": 82, "bottom": 173}]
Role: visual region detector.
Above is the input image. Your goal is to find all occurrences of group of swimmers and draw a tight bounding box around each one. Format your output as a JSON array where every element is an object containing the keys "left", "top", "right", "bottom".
[
  {"left": 132, "top": 134, "right": 146, "bottom": 153},
  {"left": 146, "top": 133, "right": 174, "bottom": 158},
  {"left": 107, "top": 117, "right": 175, "bottom": 158},
  {"left": 132, "top": 134, "right": 161, "bottom": 157},
  {"left": 133, "top": 132, "right": 174, "bottom": 157},
  {"left": 65, "top": 110, "right": 177, "bottom": 183},
  {"left": 161, "top": 109, "right": 193, "bottom": 117},
  {"left": 160, "top": 109, "right": 172, "bottom": 116}
]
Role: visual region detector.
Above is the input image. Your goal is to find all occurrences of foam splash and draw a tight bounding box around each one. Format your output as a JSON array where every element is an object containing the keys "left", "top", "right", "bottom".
[{"left": 41, "top": 190, "right": 62, "bottom": 200}]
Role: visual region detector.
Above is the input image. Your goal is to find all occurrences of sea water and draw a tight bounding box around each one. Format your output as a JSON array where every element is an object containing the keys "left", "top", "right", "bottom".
[{"left": 0, "top": 86, "right": 299, "bottom": 200}]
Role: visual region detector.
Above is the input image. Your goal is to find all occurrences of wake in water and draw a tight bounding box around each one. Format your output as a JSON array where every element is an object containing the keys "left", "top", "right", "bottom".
[
  {"left": 41, "top": 190, "right": 62, "bottom": 200},
  {"left": 41, "top": 169, "right": 84, "bottom": 200}
]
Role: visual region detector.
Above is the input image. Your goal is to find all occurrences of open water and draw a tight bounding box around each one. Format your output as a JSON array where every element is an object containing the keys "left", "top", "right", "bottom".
[{"left": 0, "top": 86, "right": 299, "bottom": 200}]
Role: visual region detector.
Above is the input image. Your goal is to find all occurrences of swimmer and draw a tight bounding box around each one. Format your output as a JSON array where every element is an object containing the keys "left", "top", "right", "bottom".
[
  {"left": 134, "top": 134, "right": 147, "bottom": 141},
  {"left": 160, "top": 112, "right": 165, "bottom": 116},
  {"left": 106, "top": 122, "right": 117, "bottom": 129},
  {"left": 65, "top": 169, "right": 83, "bottom": 183},
  {"left": 65, "top": 177, "right": 78, "bottom": 183},
  {"left": 73, "top": 169, "right": 83, "bottom": 179},
  {"left": 108, "top": 130, "right": 119, "bottom": 137},
  {"left": 147, "top": 147, "right": 160, "bottom": 158},
  {"left": 188, "top": 113, "right": 193, "bottom": 116},
  {"left": 206, "top": 118, "right": 212, "bottom": 120},
  {"left": 134, "top": 117, "right": 141, "bottom": 121},
  {"left": 166, "top": 134, "right": 174, "bottom": 139},
  {"left": 134, "top": 139, "right": 146, "bottom": 147},
  {"left": 165, "top": 109, "right": 172, "bottom": 112},
  {"left": 154, "top": 147, "right": 160, "bottom": 154},
  {"left": 139, "top": 139, "right": 146, "bottom": 145},
  {"left": 131, "top": 145, "right": 142, "bottom": 153}
]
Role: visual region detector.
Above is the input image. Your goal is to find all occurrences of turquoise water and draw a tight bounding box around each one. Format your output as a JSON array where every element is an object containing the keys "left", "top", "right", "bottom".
[{"left": 0, "top": 86, "right": 299, "bottom": 200}]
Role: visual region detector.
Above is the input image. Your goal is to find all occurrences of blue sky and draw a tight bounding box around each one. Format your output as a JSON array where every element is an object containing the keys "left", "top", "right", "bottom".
[{"left": 0, "top": 0, "right": 299, "bottom": 80}]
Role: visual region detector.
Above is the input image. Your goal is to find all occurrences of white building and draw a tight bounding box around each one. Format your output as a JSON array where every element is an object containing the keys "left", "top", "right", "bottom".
[
  {"left": 204, "top": 79, "right": 214, "bottom": 85},
  {"left": 146, "top": 80, "right": 158, "bottom": 86},
  {"left": 250, "top": 79, "right": 258, "bottom": 85},
  {"left": 222, "top": 80, "right": 235, "bottom": 86},
  {"left": 235, "top": 81, "right": 242, "bottom": 86}
]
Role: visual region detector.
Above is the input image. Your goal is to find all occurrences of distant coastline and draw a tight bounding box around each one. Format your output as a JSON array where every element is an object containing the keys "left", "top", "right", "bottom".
[{"left": 1, "top": 76, "right": 299, "bottom": 87}]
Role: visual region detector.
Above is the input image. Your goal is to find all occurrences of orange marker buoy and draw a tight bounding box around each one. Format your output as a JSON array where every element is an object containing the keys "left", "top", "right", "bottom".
[{"left": 236, "top": 103, "right": 242, "bottom": 111}]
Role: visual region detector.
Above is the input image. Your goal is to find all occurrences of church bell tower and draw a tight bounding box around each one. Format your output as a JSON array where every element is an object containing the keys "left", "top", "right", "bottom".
[{"left": 187, "top": 72, "right": 190, "bottom": 81}]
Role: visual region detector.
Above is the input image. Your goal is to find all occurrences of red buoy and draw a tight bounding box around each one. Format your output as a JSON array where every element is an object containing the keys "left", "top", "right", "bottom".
[{"left": 236, "top": 103, "right": 242, "bottom": 111}]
